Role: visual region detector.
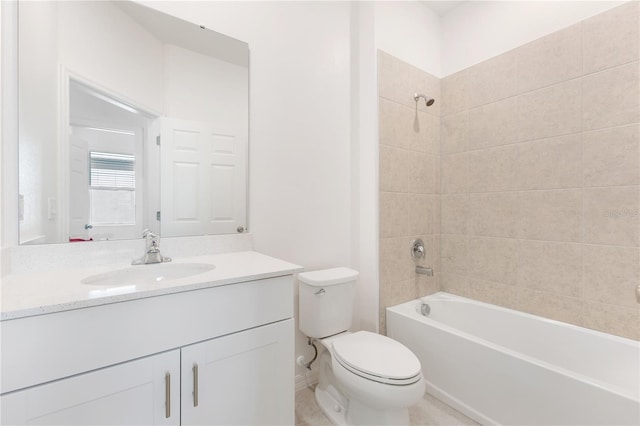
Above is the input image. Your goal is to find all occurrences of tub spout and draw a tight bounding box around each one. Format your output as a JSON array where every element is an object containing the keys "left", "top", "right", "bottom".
[
  {"left": 636, "top": 284, "right": 640, "bottom": 303},
  {"left": 416, "top": 265, "right": 433, "bottom": 276}
]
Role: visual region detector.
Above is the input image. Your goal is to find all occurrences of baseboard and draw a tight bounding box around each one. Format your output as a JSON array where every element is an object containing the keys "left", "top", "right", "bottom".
[{"left": 295, "top": 370, "right": 318, "bottom": 392}]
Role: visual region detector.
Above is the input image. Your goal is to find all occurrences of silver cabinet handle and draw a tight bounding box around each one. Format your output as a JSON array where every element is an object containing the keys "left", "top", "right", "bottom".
[
  {"left": 193, "top": 364, "right": 199, "bottom": 407},
  {"left": 165, "top": 372, "right": 171, "bottom": 418}
]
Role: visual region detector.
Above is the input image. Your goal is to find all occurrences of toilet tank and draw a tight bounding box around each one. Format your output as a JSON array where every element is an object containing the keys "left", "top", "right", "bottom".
[{"left": 298, "top": 267, "right": 359, "bottom": 338}]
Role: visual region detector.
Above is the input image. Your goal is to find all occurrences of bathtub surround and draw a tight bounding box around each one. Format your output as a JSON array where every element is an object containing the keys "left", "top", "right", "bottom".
[
  {"left": 378, "top": 51, "right": 441, "bottom": 334},
  {"left": 439, "top": 2, "right": 640, "bottom": 340}
]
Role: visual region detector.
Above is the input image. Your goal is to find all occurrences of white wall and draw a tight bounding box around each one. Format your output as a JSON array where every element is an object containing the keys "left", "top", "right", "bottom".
[
  {"left": 57, "top": 1, "right": 165, "bottom": 112},
  {"left": 375, "top": 1, "right": 442, "bottom": 76},
  {"left": 441, "top": 0, "right": 625, "bottom": 76},
  {"left": 163, "top": 44, "right": 248, "bottom": 132},
  {"left": 142, "top": 0, "right": 353, "bottom": 386}
]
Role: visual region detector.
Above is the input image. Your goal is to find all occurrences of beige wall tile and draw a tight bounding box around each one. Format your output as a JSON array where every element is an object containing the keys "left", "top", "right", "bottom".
[
  {"left": 517, "top": 24, "right": 582, "bottom": 93},
  {"left": 410, "top": 110, "right": 440, "bottom": 155},
  {"left": 408, "top": 194, "right": 435, "bottom": 236},
  {"left": 441, "top": 194, "right": 469, "bottom": 235},
  {"left": 379, "top": 145, "right": 408, "bottom": 192},
  {"left": 468, "top": 50, "right": 518, "bottom": 108},
  {"left": 582, "top": 301, "right": 640, "bottom": 340},
  {"left": 518, "top": 79, "right": 582, "bottom": 142},
  {"left": 441, "top": 153, "right": 469, "bottom": 193},
  {"left": 519, "top": 189, "right": 582, "bottom": 242},
  {"left": 441, "top": 111, "right": 468, "bottom": 155},
  {"left": 379, "top": 98, "right": 409, "bottom": 149},
  {"left": 468, "top": 97, "right": 519, "bottom": 150},
  {"left": 467, "top": 277, "right": 519, "bottom": 309},
  {"left": 378, "top": 50, "right": 413, "bottom": 108},
  {"left": 468, "top": 192, "right": 519, "bottom": 238},
  {"left": 408, "top": 153, "right": 437, "bottom": 194},
  {"left": 517, "top": 134, "right": 583, "bottom": 190},
  {"left": 433, "top": 197, "right": 441, "bottom": 236},
  {"left": 468, "top": 237, "right": 518, "bottom": 285},
  {"left": 380, "top": 192, "right": 409, "bottom": 238},
  {"left": 430, "top": 5, "right": 640, "bottom": 338},
  {"left": 583, "top": 62, "right": 640, "bottom": 131},
  {"left": 441, "top": 272, "right": 471, "bottom": 296},
  {"left": 584, "top": 124, "right": 640, "bottom": 187},
  {"left": 433, "top": 232, "right": 442, "bottom": 270},
  {"left": 517, "top": 289, "right": 584, "bottom": 326},
  {"left": 417, "top": 273, "right": 440, "bottom": 298},
  {"left": 442, "top": 69, "right": 468, "bottom": 116},
  {"left": 467, "top": 145, "right": 519, "bottom": 192},
  {"left": 441, "top": 234, "right": 468, "bottom": 274},
  {"left": 380, "top": 237, "right": 415, "bottom": 283},
  {"left": 583, "top": 1, "right": 640, "bottom": 75},
  {"left": 380, "top": 278, "right": 417, "bottom": 310},
  {"left": 583, "top": 245, "right": 640, "bottom": 308},
  {"left": 583, "top": 186, "right": 640, "bottom": 247},
  {"left": 517, "top": 240, "right": 583, "bottom": 297}
]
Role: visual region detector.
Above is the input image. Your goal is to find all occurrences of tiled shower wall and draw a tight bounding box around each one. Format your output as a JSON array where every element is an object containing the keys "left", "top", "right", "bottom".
[
  {"left": 440, "top": 2, "right": 640, "bottom": 340},
  {"left": 378, "top": 51, "right": 441, "bottom": 334}
]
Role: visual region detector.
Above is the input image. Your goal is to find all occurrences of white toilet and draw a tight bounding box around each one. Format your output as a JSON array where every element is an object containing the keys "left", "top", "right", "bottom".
[{"left": 298, "top": 267, "right": 425, "bottom": 426}]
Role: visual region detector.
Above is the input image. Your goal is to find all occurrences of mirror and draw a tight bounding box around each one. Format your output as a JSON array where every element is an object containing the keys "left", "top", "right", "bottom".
[{"left": 18, "top": 1, "right": 249, "bottom": 244}]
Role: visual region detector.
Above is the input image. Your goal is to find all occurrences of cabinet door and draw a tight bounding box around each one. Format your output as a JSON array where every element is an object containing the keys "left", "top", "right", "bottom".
[
  {"left": 181, "top": 319, "right": 294, "bottom": 425},
  {"left": 1, "top": 350, "right": 180, "bottom": 425}
]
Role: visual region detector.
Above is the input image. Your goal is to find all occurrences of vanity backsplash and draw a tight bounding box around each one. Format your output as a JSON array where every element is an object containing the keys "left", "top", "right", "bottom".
[{"left": 1, "top": 233, "right": 253, "bottom": 276}]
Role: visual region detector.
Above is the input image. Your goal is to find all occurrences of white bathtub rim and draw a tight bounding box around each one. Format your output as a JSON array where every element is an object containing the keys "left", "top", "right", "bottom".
[
  {"left": 422, "top": 292, "right": 638, "bottom": 347},
  {"left": 386, "top": 293, "right": 640, "bottom": 402}
]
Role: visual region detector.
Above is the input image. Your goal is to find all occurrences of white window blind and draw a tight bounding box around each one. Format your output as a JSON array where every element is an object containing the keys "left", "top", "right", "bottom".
[{"left": 89, "top": 151, "right": 135, "bottom": 189}]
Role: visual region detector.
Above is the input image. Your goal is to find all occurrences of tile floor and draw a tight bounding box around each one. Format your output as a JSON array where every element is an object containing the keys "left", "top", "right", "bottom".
[{"left": 295, "top": 386, "right": 479, "bottom": 426}]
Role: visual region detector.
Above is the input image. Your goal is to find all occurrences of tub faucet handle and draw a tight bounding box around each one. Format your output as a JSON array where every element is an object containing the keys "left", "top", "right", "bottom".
[
  {"left": 636, "top": 284, "right": 640, "bottom": 304},
  {"left": 411, "top": 239, "right": 425, "bottom": 259}
]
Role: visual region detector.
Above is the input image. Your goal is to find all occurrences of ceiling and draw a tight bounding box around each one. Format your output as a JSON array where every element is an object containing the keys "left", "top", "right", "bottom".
[{"left": 421, "top": 1, "right": 465, "bottom": 17}]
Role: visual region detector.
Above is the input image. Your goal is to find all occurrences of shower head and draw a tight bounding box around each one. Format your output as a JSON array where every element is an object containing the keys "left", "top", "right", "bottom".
[{"left": 414, "top": 93, "right": 435, "bottom": 107}]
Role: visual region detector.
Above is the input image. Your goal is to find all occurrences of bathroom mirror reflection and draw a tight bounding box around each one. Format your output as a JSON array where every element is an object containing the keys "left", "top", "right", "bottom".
[{"left": 18, "top": 0, "right": 249, "bottom": 244}]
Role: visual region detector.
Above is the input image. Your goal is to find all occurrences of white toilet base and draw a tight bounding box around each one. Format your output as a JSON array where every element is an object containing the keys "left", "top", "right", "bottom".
[
  {"left": 315, "top": 385, "right": 411, "bottom": 426},
  {"left": 314, "top": 349, "right": 416, "bottom": 426},
  {"left": 315, "top": 385, "right": 347, "bottom": 425}
]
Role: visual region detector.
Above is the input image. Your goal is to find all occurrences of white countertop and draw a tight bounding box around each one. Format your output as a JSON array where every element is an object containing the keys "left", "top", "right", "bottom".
[{"left": 1, "top": 251, "right": 303, "bottom": 320}]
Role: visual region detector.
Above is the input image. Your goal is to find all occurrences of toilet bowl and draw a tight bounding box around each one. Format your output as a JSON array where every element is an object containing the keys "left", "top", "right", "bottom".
[
  {"left": 298, "top": 268, "right": 425, "bottom": 425},
  {"left": 315, "top": 331, "right": 425, "bottom": 425}
]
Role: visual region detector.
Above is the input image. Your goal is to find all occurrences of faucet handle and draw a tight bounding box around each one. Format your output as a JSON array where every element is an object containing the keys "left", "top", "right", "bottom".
[{"left": 142, "top": 229, "right": 160, "bottom": 241}]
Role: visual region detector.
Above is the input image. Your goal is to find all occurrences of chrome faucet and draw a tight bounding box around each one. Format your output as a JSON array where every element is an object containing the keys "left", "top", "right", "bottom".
[{"left": 132, "top": 229, "right": 172, "bottom": 265}]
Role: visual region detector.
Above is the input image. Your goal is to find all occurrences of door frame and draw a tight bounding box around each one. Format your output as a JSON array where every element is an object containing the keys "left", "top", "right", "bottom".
[{"left": 58, "top": 68, "right": 160, "bottom": 241}]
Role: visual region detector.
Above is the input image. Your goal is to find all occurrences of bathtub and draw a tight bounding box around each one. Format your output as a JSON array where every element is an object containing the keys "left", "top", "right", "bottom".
[{"left": 386, "top": 292, "right": 640, "bottom": 426}]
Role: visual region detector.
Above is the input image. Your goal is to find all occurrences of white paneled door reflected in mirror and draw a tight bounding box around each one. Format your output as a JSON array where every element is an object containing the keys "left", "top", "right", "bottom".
[{"left": 18, "top": 0, "right": 248, "bottom": 244}]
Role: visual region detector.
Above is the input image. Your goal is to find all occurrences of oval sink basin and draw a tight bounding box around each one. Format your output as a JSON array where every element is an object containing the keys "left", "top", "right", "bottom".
[{"left": 81, "top": 263, "right": 215, "bottom": 287}]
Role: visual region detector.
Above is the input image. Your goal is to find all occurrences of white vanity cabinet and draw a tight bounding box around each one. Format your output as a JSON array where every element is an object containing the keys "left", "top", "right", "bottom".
[
  {"left": 1, "top": 273, "right": 296, "bottom": 425},
  {"left": 1, "top": 350, "right": 182, "bottom": 425},
  {"left": 181, "top": 320, "right": 293, "bottom": 425}
]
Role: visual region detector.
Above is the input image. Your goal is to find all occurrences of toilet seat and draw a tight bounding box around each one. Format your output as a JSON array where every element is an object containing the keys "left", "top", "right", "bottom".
[{"left": 332, "top": 331, "right": 422, "bottom": 385}]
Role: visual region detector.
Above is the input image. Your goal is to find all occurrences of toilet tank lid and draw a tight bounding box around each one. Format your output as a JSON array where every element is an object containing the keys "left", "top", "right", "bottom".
[{"left": 298, "top": 267, "right": 359, "bottom": 286}]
